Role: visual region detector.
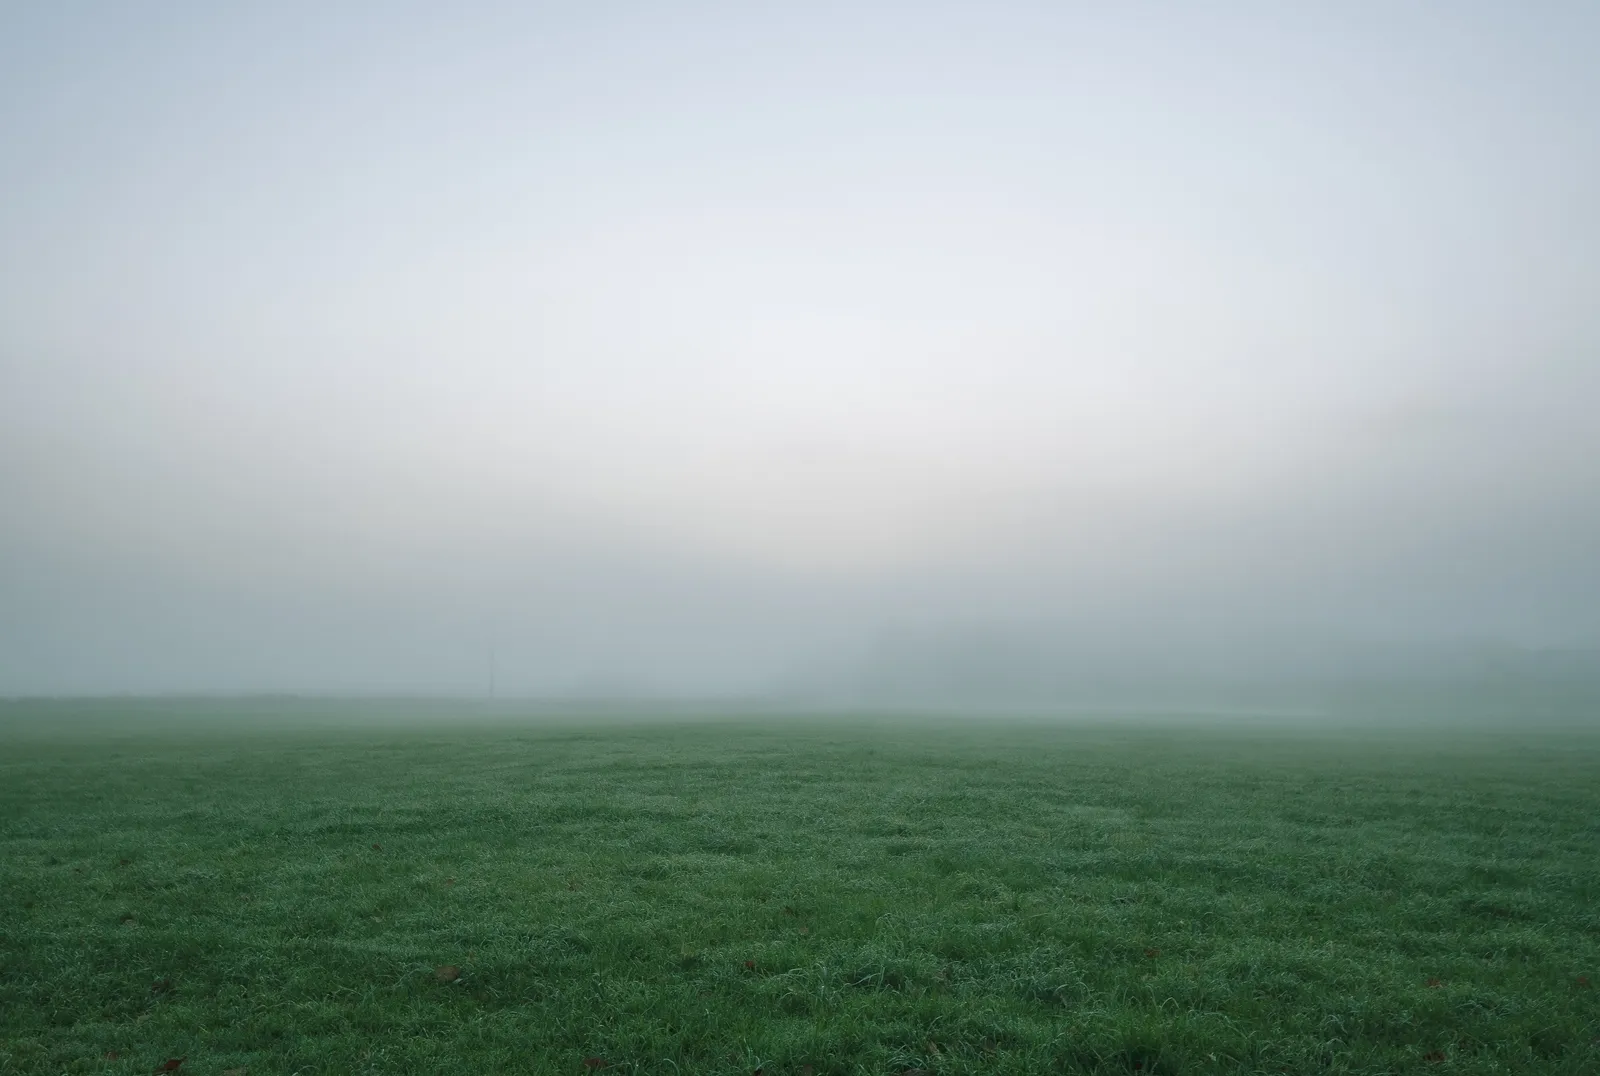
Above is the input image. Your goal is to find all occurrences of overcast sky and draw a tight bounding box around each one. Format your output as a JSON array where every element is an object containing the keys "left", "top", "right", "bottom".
[{"left": 2, "top": 2, "right": 1597, "bottom": 695}]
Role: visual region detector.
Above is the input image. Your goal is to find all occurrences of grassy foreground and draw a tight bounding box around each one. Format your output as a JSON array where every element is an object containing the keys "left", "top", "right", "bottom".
[{"left": 1, "top": 705, "right": 1597, "bottom": 1074}]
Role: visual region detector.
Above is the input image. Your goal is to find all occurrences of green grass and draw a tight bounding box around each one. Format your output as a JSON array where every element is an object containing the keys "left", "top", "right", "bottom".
[{"left": 2, "top": 704, "right": 1597, "bottom": 1074}]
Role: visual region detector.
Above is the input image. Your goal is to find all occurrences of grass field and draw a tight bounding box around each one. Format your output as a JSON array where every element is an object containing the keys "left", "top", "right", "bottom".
[{"left": 2, "top": 703, "right": 1597, "bottom": 1074}]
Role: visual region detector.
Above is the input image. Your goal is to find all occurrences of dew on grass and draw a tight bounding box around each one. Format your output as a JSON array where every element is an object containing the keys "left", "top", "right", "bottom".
[{"left": 10, "top": 716, "right": 1599, "bottom": 1072}]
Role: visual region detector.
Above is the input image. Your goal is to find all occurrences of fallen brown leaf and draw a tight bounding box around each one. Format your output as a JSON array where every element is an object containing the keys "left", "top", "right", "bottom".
[
  {"left": 150, "top": 978, "right": 174, "bottom": 994},
  {"left": 155, "top": 1059, "right": 185, "bottom": 1073},
  {"left": 223, "top": 1068, "right": 249, "bottom": 1076},
  {"left": 370, "top": 843, "right": 382, "bottom": 851},
  {"left": 435, "top": 965, "right": 460, "bottom": 982},
  {"left": 104, "top": 1051, "right": 120, "bottom": 1061},
  {"left": 581, "top": 1058, "right": 607, "bottom": 1070}
]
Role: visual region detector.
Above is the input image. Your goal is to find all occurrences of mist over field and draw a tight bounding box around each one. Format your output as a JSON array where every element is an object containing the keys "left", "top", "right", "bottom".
[
  {"left": 7, "top": 12, "right": 1600, "bottom": 1073},
  {"left": 2, "top": 2, "right": 1597, "bottom": 707}
]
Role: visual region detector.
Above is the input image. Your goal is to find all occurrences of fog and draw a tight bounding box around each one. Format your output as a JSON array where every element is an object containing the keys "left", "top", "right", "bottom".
[{"left": 2, "top": 3, "right": 1597, "bottom": 703}]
